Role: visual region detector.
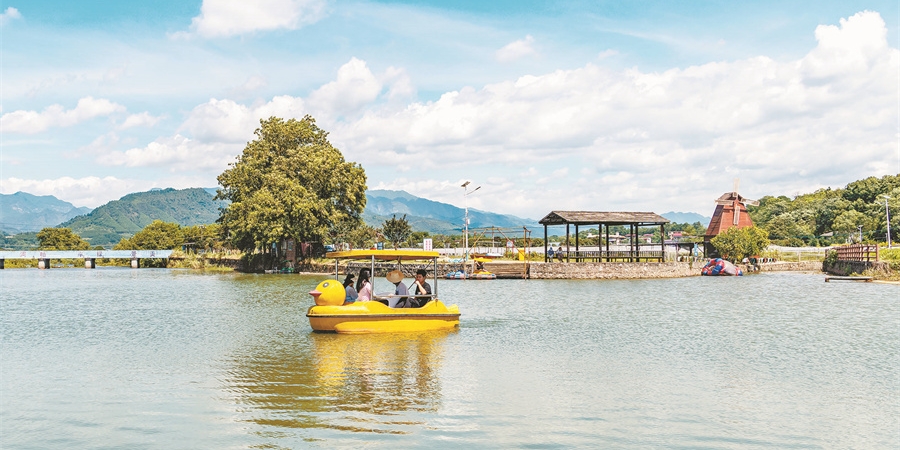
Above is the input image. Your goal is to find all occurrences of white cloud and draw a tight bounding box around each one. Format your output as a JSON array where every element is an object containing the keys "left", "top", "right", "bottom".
[
  {"left": 18, "top": 12, "right": 894, "bottom": 220},
  {"left": 180, "top": 95, "right": 307, "bottom": 143},
  {"left": 120, "top": 112, "right": 164, "bottom": 129},
  {"left": 801, "top": 11, "right": 891, "bottom": 82},
  {"left": 98, "top": 134, "right": 238, "bottom": 173},
  {"left": 496, "top": 35, "right": 537, "bottom": 62},
  {"left": 324, "top": 11, "right": 899, "bottom": 218},
  {"left": 185, "top": 0, "right": 327, "bottom": 38},
  {"left": 597, "top": 49, "right": 619, "bottom": 59},
  {"left": 0, "top": 97, "right": 125, "bottom": 134},
  {"left": 307, "top": 58, "right": 383, "bottom": 119},
  {"left": 0, "top": 7, "right": 21, "bottom": 26},
  {"left": 228, "top": 75, "right": 269, "bottom": 97}
]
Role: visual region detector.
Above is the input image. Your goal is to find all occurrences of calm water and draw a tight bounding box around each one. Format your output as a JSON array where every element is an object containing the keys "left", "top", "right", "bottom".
[{"left": 1, "top": 268, "right": 897, "bottom": 449}]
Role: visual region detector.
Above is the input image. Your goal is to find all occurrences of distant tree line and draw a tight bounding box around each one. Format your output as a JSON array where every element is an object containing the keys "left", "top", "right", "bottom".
[{"left": 749, "top": 174, "right": 899, "bottom": 246}]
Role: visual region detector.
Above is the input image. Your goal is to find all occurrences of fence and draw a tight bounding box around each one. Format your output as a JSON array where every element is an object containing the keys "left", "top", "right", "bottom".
[{"left": 833, "top": 244, "right": 879, "bottom": 262}]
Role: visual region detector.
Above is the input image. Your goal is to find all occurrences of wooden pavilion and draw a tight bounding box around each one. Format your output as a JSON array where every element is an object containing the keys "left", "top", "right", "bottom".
[{"left": 538, "top": 211, "right": 670, "bottom": 262}]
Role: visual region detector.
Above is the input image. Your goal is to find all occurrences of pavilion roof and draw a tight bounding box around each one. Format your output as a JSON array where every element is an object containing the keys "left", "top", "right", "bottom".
[{"left": 538, "top": 211, "right": 670, "bottom": 226}]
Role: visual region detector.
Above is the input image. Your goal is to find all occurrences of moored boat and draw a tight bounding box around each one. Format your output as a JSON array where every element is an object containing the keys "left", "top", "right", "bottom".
[{"left": 306, "top": 250, "right": 460, "bottom": 333}]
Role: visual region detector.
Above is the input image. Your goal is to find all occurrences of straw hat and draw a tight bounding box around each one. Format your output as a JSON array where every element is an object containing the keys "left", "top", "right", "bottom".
[{"left": 386, "top": 269, "right": 404, "bottom": 283}]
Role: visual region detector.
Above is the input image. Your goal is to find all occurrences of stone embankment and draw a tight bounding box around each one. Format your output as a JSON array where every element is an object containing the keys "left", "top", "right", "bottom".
[
  {"left": 823, "top": 260, "right": 889, "bottom": 276},
  {"left": 529, "top": 262, "right": 696, "bottom": 279},
  {"left": 750, "top": 261, "right": 822, "bottom": 273}
]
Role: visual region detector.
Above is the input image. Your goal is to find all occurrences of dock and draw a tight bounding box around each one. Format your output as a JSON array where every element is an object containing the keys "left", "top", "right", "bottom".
[{"left": 824, "top": 276, "right": 873, "bottom": 282}]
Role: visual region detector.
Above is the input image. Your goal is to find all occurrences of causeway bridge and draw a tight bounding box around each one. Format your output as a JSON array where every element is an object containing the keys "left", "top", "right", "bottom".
[{"left": 0, "top": 250, "right": 174, "bottom": 269}]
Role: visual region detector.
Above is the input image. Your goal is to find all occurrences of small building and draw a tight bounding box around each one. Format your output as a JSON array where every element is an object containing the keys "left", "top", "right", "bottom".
[{"left": 539, "top": 211, "right": 670, "bottom": 262}]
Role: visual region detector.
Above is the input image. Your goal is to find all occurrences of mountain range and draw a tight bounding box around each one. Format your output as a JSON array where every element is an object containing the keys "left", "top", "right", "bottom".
[
  {"left": 0, "top": 192, "right": 92, "bottom": 234},
  {"left": 1, "top": 188, "right": 709, "bottom": 248}
]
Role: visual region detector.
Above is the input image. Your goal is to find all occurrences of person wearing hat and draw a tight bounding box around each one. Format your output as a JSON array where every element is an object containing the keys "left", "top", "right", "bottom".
[
  {"left": 386, "top": 269, "right": 408, "bottom": 306},
  {"left": 342, "top": 273, "right": 358, "bottom": 304}
]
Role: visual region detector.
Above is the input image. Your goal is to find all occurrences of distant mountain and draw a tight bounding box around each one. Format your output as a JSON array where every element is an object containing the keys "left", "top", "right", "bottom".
[
  {"left": 0, "top": 192, "right": 92, "bottom": 234},
  {"left": 364, "top": 189, "right": 539, "bottom": 234},
  {"left": 59, "top": 188, "right": 226, "bottom": 248},
  {"left": 661, "top": 211, "right": 710, "bottom": 227}
]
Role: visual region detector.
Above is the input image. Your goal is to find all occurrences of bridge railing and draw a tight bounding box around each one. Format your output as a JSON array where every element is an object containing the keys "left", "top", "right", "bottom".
[{"left": 0, "top": 250, "right": 173, "bottom": 259}]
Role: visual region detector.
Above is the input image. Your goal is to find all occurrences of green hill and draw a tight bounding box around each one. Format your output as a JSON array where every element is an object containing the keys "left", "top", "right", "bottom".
[{"left": 59, "top": 188, "right": 225, "bottom": 248}]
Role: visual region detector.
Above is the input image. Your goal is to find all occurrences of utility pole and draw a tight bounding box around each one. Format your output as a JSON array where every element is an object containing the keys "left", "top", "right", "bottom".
[
  {"left": 461, "top": 181, "right": 481, "bottom": 270},
  {"left": 885, "top": 195, "right": 892, "bottom": 248}
]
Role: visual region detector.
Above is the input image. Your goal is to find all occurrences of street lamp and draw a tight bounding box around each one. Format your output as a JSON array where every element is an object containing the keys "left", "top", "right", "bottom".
[
  {"left": 461, "top": 181, "right": 481, "bottom": 266},
  {"left": 884, "top": 195, "right": 892, "bottom": 248}
]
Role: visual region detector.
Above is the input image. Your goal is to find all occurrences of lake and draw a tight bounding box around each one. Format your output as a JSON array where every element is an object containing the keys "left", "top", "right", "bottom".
[{"left": 1, "top": 268, "right": 897, "bottom": 449}]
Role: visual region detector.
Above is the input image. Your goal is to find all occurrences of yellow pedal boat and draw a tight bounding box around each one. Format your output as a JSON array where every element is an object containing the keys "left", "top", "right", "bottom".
[{"left": 306, "top": 249, "right": 461, "bottom": 334}]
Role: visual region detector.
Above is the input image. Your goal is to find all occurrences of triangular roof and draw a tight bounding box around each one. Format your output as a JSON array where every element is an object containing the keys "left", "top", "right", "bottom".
[
  {"left": 539, "top": 211, "right": 669, "bottom": 226},
  {"left": 705, "top": 197, "right": 754, "bottom": 238}
]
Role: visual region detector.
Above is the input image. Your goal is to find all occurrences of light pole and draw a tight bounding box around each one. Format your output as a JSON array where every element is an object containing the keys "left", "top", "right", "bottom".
[
  {"left": 461, "top": 181, "right": 481, "bottom": 267},
  {"left": 885, "top": 195, "right": 892, "bottom": 248},
  {"left": 857, "top": 225, "right": 863, "bottom": 243}
]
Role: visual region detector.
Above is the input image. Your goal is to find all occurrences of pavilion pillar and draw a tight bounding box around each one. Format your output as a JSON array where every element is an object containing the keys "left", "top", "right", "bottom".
[
  {"left": 543, "top": 225, "right": 548, "bottom": 262},
  {"left": 0, "top": 259, "right": 4, "bottom": 269},
  {"left": 660, "top": 224, "right": 665, "bottom": 262},
  {"left": 605, "top": 224, "right": 609, "bottom": 262},
  {"left": 631, "top": 224, "right": 636, "bottom": 262},
  {"left": 575, "top": 224, "right": 580, "bottom": 262},
  {"left": 565, "top": 224, "right": 570, "bottom": 262}
]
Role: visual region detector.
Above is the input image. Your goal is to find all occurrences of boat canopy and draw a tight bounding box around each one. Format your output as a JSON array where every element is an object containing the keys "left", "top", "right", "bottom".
[{"left": 326, "top": 249, "right": 440, "bottom": 261}]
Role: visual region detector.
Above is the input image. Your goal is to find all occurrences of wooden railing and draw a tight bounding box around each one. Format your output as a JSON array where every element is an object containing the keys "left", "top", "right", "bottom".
[
  {"left": 834, "top": 244, "right": 879, "bottom": 262},
  {"left": 555, "top": 250, "right": 664, "bottom": 263}
]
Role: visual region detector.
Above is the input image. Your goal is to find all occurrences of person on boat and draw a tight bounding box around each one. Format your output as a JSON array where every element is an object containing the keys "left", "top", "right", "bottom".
[
  {"left": 356, "top": 269, "right": 373, "bottom": 301},
  {"left": 400, "top": 268, "right": 432, "bottom": 308},
  {"left": 343, "top": 273, "right": 358, "bottom": 304},
  {"left": 386, "top": 270, "right": 409, "bottom": 306}
]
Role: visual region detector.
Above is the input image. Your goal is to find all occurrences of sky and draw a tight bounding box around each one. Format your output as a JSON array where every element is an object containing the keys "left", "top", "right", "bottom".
[{"left": 1, "top": 0, "right": 899, "bottom": 221}]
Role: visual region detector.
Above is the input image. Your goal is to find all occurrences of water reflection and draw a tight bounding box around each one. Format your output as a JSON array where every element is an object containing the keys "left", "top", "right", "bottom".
[{"left": 223, "top": 330, "right": 453, "bottom": 435}]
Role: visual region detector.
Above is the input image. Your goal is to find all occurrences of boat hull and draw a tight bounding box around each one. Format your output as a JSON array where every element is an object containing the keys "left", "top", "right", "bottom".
[
  {"left": 307, "top": 300, "right": 460, "bottom": 333},
  {"left": 445, "top": 271, "right": 496, "bottom": 280}
]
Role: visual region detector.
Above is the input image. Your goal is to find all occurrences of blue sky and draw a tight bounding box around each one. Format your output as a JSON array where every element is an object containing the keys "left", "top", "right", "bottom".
[{"left": 1, "top": 0, "right": 898, "bottom": 220}]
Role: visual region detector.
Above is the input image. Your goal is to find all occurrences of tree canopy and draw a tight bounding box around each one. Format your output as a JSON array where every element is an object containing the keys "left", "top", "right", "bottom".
[
  {"left": 749, "top": 174, "right": 899, "bottom": 246},
  {"left": 382, "top": 214, "right": 412, "bottom": 249},
  {"left": 114, "top": 220, "right": 183, "bottom": 250},
  {"left": 216, "top": 116, "right": 367, "bottom": 253},
  {"left": 710, "top": 226, "right": 769, "bottom": 261},
  {"left": 36, "top": 228, "right": 91, "bottom": 250}
]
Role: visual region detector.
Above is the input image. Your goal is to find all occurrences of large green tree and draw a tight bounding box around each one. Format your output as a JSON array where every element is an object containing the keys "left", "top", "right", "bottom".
[
  {"left": 382, "top": 214, "right": 412, "bottom": 249},
  {"left": 36, "top": 228, "right": 91, "bottom": 250},
  {"left": 216, "top": 116, "right": 367, "bottom": 255},
  {"left": 710, "top": 226, "right": 769, "bottom": 261},
  {"left": 114, "top": 220, "right": 183, "bottom": 250}
]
